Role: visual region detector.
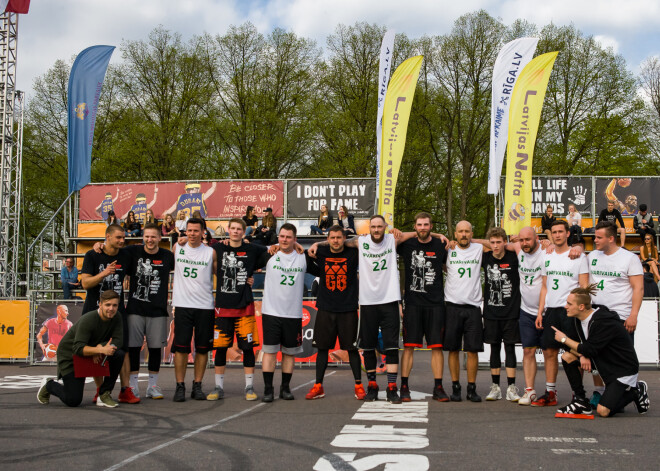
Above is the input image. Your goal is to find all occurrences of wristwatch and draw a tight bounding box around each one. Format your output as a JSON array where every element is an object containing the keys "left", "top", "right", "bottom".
[{"left": 561, "top": 337, "right": 567, "bottom": 344}]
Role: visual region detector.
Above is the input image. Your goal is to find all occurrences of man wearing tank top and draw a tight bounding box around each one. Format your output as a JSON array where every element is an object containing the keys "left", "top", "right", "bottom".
[
  {"left": 444, "top": 221, "right": 488, "bottom": 403},
  {"left": 533, "top": 220, "right": 589, "bottom": 407},
  {"left": 586, "top": 220, "right": 643, "bottom": 406},
  {"left": 260, "top": 223, "right": 317, "bottom": 402},
  {"left": 171, "top": 217, "right": 217, "bottom": 402}
]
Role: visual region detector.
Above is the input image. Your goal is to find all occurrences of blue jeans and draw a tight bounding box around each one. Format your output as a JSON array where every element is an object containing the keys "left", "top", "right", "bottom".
[{"left": 310, "top": 225, "right": 328, "bottom": 235}]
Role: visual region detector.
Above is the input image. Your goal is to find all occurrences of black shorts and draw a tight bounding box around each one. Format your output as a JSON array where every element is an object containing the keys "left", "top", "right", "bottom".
[
  {"left": 519, "top": 310, "right": 543, "bottom": 348},
  {"left": 443, "top": 303, "right": 483, "bottom": 352},
  {"left": 358, "top": 302, "right": 400, "bottom": 351},
  {"left": 214, "top": 315, "right": 260, "bottom": 350},
  {"left": 173, "top": 307, "right": 214, "bottom": 354},
  {"left": 483, "top": 318, "right": 520, "bottom": 345},
  {"left": 542, "top": 307, "right": 577, "bottom": 350},
  {"left": 402, "top": 305, "right": 445, "bottom": 348},
  {"left": 313, "top": 310, "right": 358, "bottom": 351},
  {"left": 599, "top": 379, "right": 637, "bottom": 414},
  {"left": 261, "top": 314, "right": 303, "bottom": 355}
]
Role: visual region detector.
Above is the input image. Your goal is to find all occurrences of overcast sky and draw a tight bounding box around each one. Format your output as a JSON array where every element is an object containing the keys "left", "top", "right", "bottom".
[{"left": 15, "top": 0, "right": 660, "bottom": 99}]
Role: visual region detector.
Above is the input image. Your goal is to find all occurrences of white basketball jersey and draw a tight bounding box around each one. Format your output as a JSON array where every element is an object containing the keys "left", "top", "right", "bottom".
[
  {"left": 262, "top": 250, "right": 307, "bottom": 318},
  {"left": 444, "top": 243, "right": 483, "bottom": 307},
  {"left": 588, "top": 248, "right": 643, "bottom": 320},
  {"left": 518, "top": 246, "right": 544, "bottom": 315},
  {"left": 358, "top": 234, "right": 401, "bottom": 305},
  {"left": 541, "top": 251, "right": 589, "bottom": 308},
  {"left": 172, "top": 243, "right": 215, "bottom": 309}
]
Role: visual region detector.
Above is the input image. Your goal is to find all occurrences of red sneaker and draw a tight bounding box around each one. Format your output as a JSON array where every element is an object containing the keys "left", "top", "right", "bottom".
[
  {"left": 305, "top": 383, "right": 325, "bottom": 400},
  {"left": 531, "top": 390, "right": 557, "bottom": 407},
  {"left": 92, "top": 387, "right": 100, "bottom": 404},
  {"left": 118, "top": 387, "right": 141, "bottom": 404},
  {"left": 354, "top": 383, "right": 366, "bottom": 400}
]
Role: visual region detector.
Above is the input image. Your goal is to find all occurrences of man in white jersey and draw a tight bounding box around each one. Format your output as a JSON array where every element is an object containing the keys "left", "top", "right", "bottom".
[
  {"left": 586, "top": 220, "right": 643, "bottom": 406},
  {"left": 444, "top": 221, "right": 486, "bottom": 402},
  {"left": 533, "top": 220, "right": 589, "bottom": 407},
  {"left": 261, "top": 223, "right": 315, "bottom": 402},
  {"left": 172, "top": 218, "right": 217, "bottom": 402},
  {"left": 311, "top": 215, "right": 406, "bottom": 403}
]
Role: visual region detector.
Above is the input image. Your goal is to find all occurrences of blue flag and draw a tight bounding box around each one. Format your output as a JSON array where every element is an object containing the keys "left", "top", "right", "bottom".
[{"left": 67, "top": 45, "right": 115, "bottom": 193}]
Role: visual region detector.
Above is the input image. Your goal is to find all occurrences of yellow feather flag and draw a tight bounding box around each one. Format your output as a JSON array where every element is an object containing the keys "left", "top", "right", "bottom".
[
  {"left": 503, "top": 51, "right": 559, "bottom": 234},
  {"left": 378, "top": 55, "right": 423, "bottom": 227}
]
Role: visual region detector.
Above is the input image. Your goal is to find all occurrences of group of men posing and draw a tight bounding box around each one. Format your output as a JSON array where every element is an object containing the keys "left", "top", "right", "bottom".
[{"left": 38, "top": 213, "right": 650, "bottom": 418}]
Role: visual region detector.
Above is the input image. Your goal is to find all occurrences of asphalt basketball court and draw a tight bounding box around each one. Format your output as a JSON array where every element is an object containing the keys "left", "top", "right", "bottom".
[{"left": 1, "top": 352, "right": 658, "bottom": 470}]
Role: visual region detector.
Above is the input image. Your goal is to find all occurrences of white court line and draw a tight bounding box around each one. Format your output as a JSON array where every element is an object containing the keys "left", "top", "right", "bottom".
[{"left": 104, "top": 372, "right": 335, "bottom": 471}]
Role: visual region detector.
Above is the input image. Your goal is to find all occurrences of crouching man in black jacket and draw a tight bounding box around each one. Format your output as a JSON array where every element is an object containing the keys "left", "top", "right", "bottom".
[{"left": 552, "top": 285, "right": 650, "bottom": 417}]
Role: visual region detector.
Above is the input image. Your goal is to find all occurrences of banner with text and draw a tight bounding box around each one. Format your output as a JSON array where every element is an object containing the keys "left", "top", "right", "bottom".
[
  {"left": 376, "top": 30, "right": 395, "bottom": 198},
  {"left": 79, "top": 181, "right": 284, "bottom": 221},
  {"left": 488, "top": 37, "right": 538, "bottom": 194},
  {"left": 378, "top": 55, "right": 424, "bottom": 227},
  {"left": 531, "top": 177, "right": 592, "bottom": 215},
  {"left": 0, "top": 300, "right": 29, "bottom": 359},
  {"left": 503, "top": 52, "right": 558, "bottom": 234},
  {"left": 287, "top": 179, "right": 376, "bottom": 218},
  {"left": 595, "top": 177, "right": 660, "bottom": 216}
]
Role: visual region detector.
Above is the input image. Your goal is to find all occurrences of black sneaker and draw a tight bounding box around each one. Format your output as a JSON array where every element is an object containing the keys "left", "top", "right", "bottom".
[
  {"left": 433, "top": 384, "right": 450, "bottom": 402},
  {"left": 386, "top": 384, "right": 402, "bottom": 404},
  {"left": 191, "top": 381, "right": 206, "bottom": 400},
  {"left": 450, "top": 383, "right": 462, "bottom": 402},
  {"left": 400, "top": 384, "right": 411, "bottom": 402},
  {"left": 634, "top": 381, "right": 650, "bottom": 414},
  {"left": 173, "top": 382, "right": 186, "bottom": 402},
  {"left": 466, "top": 384, "right": 482, "bottom": 403},
  {"left": 364, "top": 381, "right": 379, "bottom": 402},
  {"left": 279, "top": 385, "right": 294, "bottom": 400},
  {"left": 557, "top": 396, "right": 593, "bottom": 415},
  {"left": 262, "top": 387, "right": 274, "bottom": 403}
]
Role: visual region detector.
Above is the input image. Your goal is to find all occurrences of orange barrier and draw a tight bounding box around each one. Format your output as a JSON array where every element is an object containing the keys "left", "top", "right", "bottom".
[{"left": 0, "top": 300, "right": 29, "bottom": 359}]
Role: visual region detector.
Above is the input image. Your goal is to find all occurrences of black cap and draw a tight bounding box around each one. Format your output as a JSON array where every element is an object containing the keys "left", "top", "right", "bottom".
[
  {"left": 640, "top": 204, "right": 648, "bottom": 211},
  {"left": 265, "top": 207, "right": 273, "bottom": 212}
]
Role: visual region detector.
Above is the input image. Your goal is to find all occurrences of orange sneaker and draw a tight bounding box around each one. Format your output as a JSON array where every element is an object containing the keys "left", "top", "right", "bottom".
[
  {"left": 354, "top": 383, "right": 366, "bottom": 400},
  {"left": 305, "top": 383, "right": 325, "bottom": 400},
  {"left": 531, "top": 390, "right": 557, "bottom": 407},
  {"left": 118, "top": 387, "right": 141, "bottom": 404}
]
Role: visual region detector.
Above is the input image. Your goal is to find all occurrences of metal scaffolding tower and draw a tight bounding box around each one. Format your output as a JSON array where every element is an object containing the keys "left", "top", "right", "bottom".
[{"left": 0, "top": 12, "right": 23, "bottom": 298}]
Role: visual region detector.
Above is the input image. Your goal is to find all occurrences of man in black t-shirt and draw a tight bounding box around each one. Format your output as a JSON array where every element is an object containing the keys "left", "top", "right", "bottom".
[
  {"left": 598, "top": 201, "right": 626, "bottom": 247},
  {"left": 81, "top": 224, "right": 136, "bottom": 404},
  {"left": 481, "top": 227, "right": 521, "bottom": 402},
  {"left": 124, "top": 223, "right": 175, "bottom": 400},
  {"left": 208, "top": 218, "right": 270, "bottom": 402},
  {"left": 396, "top": 212, "right": 449, "bottom": 402},
  {"left": 305, "top": 225, "right": 364, "bottom": 400}
]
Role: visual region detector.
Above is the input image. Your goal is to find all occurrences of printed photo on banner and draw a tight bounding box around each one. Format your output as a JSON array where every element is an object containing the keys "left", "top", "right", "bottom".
[
  {"left": 595, "top": 177, "right": 658, "bottom": 215},
  {"left": 34, "top": 302, "right": 84, "bottom": 362}
]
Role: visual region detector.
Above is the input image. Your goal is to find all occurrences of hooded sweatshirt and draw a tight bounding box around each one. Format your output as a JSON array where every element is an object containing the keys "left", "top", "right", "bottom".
[{"left": 575, "top": 306, "right": 639, "bottom": 385}]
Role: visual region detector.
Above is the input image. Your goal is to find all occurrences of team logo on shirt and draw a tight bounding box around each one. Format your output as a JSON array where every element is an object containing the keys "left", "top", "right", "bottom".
[
  {"left": 520, "top": 255, "right": 524, "bottom": 262},
  {"left": 363, "top": 243, "right": 370, "bottom": 250},
  {"left": 325, "top": 258, "right": 348, "bottom": 291},
  {"left": 179, "top": 248, "right": 185, "bottom": 255},
  {"left": 545, "top": 261, "right": 550, "bottom": 267},
  {"left": 451, "top": 251, "right": 456, "bottom": 257},
  {"left": 592, "top": 259, "right": 598, "bottom": 266}
]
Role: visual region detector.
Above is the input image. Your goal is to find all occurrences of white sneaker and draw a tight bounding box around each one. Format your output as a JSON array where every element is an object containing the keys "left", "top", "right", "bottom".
[
  {"left": 506, "top": 384, "right": 521, "bottom": 402},
  {"left": 486, "top": 383, "right": 502, "bottom": 401},
  {"left": 518, "top": 388, "right": 536, "bottom": 406},
  {"left": 146, "top": 385, "right": 164, "bottom": 399}
]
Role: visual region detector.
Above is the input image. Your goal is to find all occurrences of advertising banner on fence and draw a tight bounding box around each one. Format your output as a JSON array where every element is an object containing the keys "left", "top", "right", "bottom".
[
  {"left": 531, "top": 176, "right": 592, "bottom": 215},
  {"left": 287, "top": 179, "right": 376, "bottom": 218},
  {"left": 79, "top": 181, "right": 284, "bottom": 221},
  {"left": 34, "top": 301, "right": 84, "bottom": 362},
  {"left": 378, "top": 55, "right": 423, "bottom": 227},
  {"left": 488, "top": 37, "right": 539, "bottom": 195},
  {"left": 503, "top": 51, "right": 558, "bottom": 235},
  {"left": 0, "top": 300, "right": 29, "bottom": 359},
  {"left": 595, "top": 177, "right": 660, "bottom": 216}
]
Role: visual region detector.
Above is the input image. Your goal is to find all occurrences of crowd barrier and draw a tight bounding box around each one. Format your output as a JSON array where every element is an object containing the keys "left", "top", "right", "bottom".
[{"left": 5, "top": 292, "right": 658, "bottom": 367}]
